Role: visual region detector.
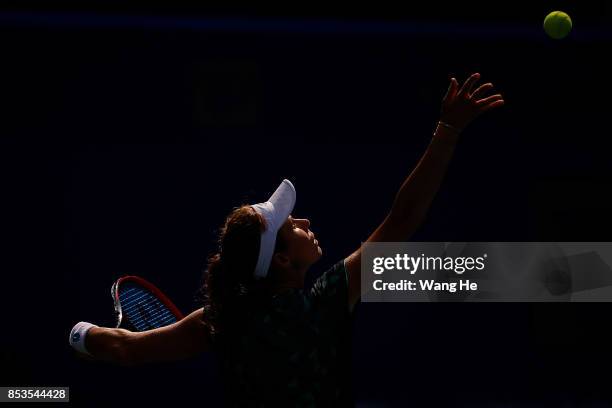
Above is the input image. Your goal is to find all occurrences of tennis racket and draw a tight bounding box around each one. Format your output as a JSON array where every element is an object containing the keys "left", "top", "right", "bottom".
[{"left": 111, "top": 275, "right": 184, "bottom": 331}]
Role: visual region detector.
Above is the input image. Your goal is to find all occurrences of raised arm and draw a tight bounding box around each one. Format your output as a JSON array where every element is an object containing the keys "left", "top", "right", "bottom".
[
  {"left": 345, "top": 73, "right": 504, "bottom": 311},
  {"left": 77, "top": 309, "right": 211, "bottom": 366}
]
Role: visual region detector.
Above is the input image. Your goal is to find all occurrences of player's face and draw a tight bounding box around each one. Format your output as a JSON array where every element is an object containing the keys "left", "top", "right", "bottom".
[{"left": 278, "top": 215, "right": 322, "bottom": 269}]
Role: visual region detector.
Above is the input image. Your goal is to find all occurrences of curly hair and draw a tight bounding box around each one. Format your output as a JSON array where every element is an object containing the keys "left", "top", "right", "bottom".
[{"left": 197, "top": 205, "right": 286, "bottom": 350}]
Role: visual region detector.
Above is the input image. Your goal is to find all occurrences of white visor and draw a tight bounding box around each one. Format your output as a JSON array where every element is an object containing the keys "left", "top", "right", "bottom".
[{"left": 251, "top": 179, "right": 296, "bottom": 279}]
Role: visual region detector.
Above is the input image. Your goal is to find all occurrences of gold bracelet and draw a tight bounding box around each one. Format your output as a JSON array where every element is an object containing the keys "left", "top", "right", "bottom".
[{"left": 437, "top": 120, "right": 462, "bottom": 134}]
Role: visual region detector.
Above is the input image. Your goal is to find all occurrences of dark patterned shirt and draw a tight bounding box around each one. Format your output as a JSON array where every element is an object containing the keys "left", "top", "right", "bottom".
[{"left": 220, "top": 260, "right": 353, "bottom": 407}]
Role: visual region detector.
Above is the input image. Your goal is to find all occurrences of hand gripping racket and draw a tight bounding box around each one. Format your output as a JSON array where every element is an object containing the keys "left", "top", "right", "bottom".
[{"left": 111, "top": 276, "right": 184, "bottom": 331}]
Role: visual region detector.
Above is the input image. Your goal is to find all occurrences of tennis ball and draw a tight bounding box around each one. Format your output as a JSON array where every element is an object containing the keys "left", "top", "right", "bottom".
[{"left": 543, "top": 11, "right": 572, "bottom": 39}]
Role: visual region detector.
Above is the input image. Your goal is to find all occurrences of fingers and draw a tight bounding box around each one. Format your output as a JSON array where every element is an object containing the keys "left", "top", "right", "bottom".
[
  {"left": 458, "top": 73, "right": 480, "bottom": 96},
  {"left": 475, "top": 93, "right": 503, "bottom": 107},
  {"left": 478, "top": 98, "right": 505, "bottom": 113},
  {"left": 443, "top": 77, "right": 458, "bottom": 102},
  {"left": 470, "top": 82, "right": 493, "bottom": 99}
]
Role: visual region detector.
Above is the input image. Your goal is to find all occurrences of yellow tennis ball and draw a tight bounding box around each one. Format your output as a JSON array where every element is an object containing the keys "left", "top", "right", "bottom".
[{"left": 543, "top": 11, "right": 572, "bottom": 39}]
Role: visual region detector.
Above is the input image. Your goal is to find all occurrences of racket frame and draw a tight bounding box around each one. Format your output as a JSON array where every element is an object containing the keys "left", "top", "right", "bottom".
[{"left": 111, "top": 275, "right": 184, "bottom": 329}]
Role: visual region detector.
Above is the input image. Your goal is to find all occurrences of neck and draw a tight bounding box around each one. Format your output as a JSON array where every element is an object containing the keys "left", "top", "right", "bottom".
[{"left": 269, "top": 265, "right": 307, "bottom": 294}]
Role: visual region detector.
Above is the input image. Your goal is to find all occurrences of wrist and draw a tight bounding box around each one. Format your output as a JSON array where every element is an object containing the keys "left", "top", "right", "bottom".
[
  {"left": 69, "top": 321, "right": 98, "bottom": 356},
  {"left": 433, "top": 122, "right": 460, "bottom": 147},
  {"left": 437, "top": 120, "right": 463, "bottom": 135}
]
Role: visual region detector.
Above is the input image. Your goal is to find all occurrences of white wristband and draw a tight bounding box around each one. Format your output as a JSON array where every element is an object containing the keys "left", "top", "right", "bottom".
[{"left": 69, "top": 321, "right": 98, "bottom": 356}]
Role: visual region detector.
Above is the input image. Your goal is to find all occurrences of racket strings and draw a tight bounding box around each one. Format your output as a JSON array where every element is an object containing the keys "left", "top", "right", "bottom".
[{"left": 119, "top": 285, "right": 178, "bottom": 331}]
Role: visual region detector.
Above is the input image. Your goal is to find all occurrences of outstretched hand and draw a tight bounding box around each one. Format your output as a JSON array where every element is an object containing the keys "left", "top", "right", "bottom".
[{"left": 440, "top": 73, "right": 504, "bottom": 132}]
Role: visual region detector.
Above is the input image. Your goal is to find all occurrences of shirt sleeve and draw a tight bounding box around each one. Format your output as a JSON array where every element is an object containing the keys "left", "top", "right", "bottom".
[{"left": 308, "top": 259, "right": 350, "bottom": 316}]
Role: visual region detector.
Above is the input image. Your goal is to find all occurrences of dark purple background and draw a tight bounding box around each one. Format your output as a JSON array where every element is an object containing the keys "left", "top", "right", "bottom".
[{"left": 2, "top": 1, "right": 612, "bottom": 405}]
